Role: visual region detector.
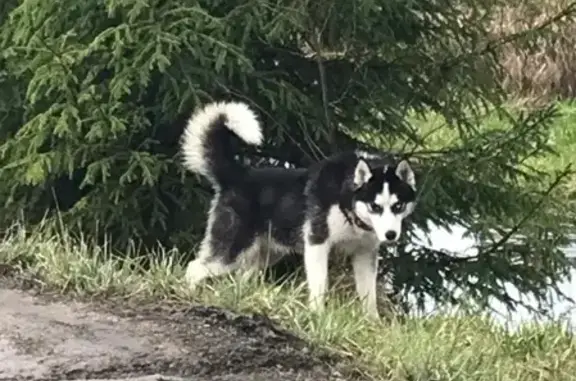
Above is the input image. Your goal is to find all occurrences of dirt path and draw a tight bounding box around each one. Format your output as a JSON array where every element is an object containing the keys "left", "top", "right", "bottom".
[{"left": 0, "top": 277, "right": 351, "bottom": 381}]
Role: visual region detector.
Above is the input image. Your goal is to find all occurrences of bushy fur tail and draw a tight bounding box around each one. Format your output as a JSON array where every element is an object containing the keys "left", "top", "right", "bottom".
[{"left": 180, "top": 101, "right": 263, "bottom": 190}]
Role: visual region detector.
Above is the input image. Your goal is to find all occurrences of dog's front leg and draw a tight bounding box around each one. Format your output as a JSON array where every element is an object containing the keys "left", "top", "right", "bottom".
[
  {"left": 352, "top": 249, "right": 380, "bottom": 318},
  {"left": 304, "top": 241, "right": 331, "bottom": 312}
]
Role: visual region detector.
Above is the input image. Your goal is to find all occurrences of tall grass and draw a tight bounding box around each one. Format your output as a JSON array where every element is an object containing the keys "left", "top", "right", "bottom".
[
  {"left": 492, "top": 0, "right": 576, "bottom": 102},
  {"left": 0, "top": 222, "right": 574, "bottom": 381}
]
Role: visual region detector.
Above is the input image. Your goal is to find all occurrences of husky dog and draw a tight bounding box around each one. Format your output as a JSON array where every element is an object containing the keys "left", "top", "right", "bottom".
[{"left": 181, "top": 101, "right": 417, "bottom": 318}]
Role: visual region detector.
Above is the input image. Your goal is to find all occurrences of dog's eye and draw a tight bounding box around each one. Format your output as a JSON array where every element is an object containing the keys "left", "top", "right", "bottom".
[
  {"left": 370, "top": 203, "right": 383, "bottom": 213},
  {"left": 391, "top": 202, "right": 405, "bottom": 214}
]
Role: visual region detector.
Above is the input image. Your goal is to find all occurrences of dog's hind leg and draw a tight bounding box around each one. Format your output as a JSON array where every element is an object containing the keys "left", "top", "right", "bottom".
[
  {"left": 185, "top": 204, "right": 257, "bottom": 290},
  {"left": 184, "top": 236, "right": 238, "bottom": 290},
  {"left": 185, "top": 242, "right": 261, "bottom": 290},
  {"left": 185, "top": 257, "right": 239, "bottom": 290}
]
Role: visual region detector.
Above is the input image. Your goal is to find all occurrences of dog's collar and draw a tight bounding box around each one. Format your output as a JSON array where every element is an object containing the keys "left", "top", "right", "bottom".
[{"left": 343, "top": 209, "right": 373, "bottom": 232}]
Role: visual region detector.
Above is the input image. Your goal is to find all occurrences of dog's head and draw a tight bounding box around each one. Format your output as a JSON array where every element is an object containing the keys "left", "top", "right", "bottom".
[{"left": 351, "top": 158, "right": 416, "bottom": 244}]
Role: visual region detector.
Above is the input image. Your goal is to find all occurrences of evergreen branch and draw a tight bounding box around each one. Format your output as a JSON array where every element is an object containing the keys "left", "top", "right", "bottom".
[
  {"left": 480, "top": 165, "right": 572, "bottom": 258},
  {"left": 34, "top": 36, "right": 111, "bottom": 145},
  {"left": 313, "top": 38, "right": 333, "bottom": 153},
  {"left": 406, "top": 166, "right": 572, "bottom": 272},
  {"left": 211, "top": 79, "right": 326, "bottom": 162},
  {"left": 304, "top": 3, "right": 336, "bottom": 156}
]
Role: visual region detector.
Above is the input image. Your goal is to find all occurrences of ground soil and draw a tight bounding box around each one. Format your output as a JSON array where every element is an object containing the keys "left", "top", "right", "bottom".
[{"left": 0, "top": 270, "right": 356, "bottom": 381}]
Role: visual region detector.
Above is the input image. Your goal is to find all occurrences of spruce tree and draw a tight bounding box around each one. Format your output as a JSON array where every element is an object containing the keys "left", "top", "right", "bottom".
[{"left": 0, "top": 0, "right": 574, "bottom": 313}]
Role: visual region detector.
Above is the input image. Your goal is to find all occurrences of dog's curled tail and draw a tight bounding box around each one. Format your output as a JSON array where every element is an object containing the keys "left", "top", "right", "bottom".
[{"left": 180, "top": 101, "right": 263, "bottom": 190}]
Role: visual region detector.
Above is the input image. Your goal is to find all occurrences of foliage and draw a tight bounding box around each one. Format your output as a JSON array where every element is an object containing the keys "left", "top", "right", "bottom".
[
  {"left": 0, "top": 0, "right": 575, "bottom": 314},
  {"left": 1, "top": 225, "right": 575, "bottom": 381}
]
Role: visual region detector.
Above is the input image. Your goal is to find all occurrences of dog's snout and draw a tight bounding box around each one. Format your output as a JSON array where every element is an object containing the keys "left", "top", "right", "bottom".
[{"left": 385, "top": 230, "right": 397, "bottom": 241}]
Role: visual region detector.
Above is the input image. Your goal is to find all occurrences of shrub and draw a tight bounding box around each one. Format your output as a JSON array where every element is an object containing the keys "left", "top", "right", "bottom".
[{"left": 0, "top": 0, "right": 574, "bottom": 313}]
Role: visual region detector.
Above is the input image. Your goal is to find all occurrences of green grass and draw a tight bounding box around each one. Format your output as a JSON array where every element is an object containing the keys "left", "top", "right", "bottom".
[
  {"left": 1, "top": 223, "right": 575, "bottom": 381},
  {"left": 407, "top": 101, "right": 576, "bottom": 180},
  {"left": 2, "top": 102, "right": 576, "bottom": 380}
]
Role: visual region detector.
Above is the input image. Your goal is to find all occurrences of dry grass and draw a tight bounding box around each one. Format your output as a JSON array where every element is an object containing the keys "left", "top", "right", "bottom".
[
  {"left": 0, "top": 223, "right": 575, "bottom": 381},
  {"left": 490, "top": 0, "right": 576, "bottom": 102}
]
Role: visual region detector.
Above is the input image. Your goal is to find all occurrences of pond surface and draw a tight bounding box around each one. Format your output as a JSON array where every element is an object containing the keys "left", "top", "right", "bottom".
[{"left": 411, "top": 224, "right": 576, "bottom": 329}]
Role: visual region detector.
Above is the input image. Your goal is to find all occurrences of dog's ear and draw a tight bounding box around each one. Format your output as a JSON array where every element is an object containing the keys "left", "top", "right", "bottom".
[
  {"left": 353, "top": 159, "right": 372, "bottom": 188},
  {"left": 395, "top": 160, "right": 416, "bottom": 190}
]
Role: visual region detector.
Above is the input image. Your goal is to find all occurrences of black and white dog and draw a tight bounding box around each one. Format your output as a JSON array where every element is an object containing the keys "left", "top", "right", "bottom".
[{"left": 181, "top": 101, "right": 417, "bottom": 318}]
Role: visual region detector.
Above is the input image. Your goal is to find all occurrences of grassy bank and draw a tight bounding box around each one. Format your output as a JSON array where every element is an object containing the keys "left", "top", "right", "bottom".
[
  {"left": 1, "top": 103, "right": 576, "bottom": 380},
  {"left": 1, "top": 224, "right": 574, "bottom": 381},
  {"left": 407, "top": 101, "right": 576, "bottom": 187},
  {"left": 408, "top": 101, "right": 576, "bottom": 170}
]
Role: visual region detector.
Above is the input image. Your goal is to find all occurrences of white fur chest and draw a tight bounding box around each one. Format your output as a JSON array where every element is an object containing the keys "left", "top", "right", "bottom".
[{"left": 326, "top": 205, "right": 379, "bottom": 255}]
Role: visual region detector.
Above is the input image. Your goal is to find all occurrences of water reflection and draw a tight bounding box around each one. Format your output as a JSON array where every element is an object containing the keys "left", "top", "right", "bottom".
[{"left": 410, "top": 224, "right": 576, "bottom": 329}]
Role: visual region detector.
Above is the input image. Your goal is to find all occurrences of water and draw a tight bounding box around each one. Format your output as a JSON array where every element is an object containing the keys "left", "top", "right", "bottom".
[{"left": 410, "top": 224, "right": 576, "bottom": 328}]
